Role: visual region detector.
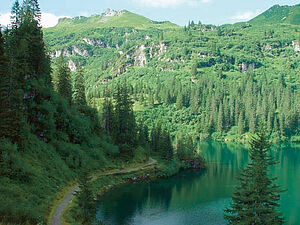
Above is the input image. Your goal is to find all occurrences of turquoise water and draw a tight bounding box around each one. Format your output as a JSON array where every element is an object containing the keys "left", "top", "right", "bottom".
[{"left": 96, "top": 142, "right": 300, "bottom": 225}]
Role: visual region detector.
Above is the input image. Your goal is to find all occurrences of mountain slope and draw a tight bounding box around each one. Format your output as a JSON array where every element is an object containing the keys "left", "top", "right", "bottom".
[
  {"left": 44, "top": 7, "right": 300, "bottom": 143},
  {"left": 249, "top": 4, "right": 300, "bottom": 25},
  {"left": 49, "top": 9, "right": 179, "bottom": 33}
]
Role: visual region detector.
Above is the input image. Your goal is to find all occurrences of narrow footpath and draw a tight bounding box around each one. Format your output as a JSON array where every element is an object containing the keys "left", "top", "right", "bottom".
[{"left": 50, "top": 158, "right": 156, "bottom": 225}]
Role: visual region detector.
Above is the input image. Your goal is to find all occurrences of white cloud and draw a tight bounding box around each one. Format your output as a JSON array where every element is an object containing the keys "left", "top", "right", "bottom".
[
  {"left": 0, "top": 13, "right": 10, "bottom": 27},
  {"left": 231, "top": 10, "right": 262, "bottom": 22},
  {"left": 41, "top": 13, "right": 70, "bottom": 28},
  {"left": 0, "top": 12, "right": 70, "bottom": 28},
  {"left": 133, "top": 0, "right": 211, "bottom": 8}
]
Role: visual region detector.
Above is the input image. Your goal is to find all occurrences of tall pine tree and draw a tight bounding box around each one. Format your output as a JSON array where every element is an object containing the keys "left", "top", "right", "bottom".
[
  {"left": 225, "top": 125, "right": 284, "bottom": 224},
  {"left": 72, "top": 67, "right": 86, "bottom": 106},
  {"left": 55, "top": 54, "right": 72, "bottom": 103},
  {"left": 0, "top": 28, "right": 12, "bottom": 139},
  {"left": 112, "top": 82, "right": 137, "bottom": 157}
]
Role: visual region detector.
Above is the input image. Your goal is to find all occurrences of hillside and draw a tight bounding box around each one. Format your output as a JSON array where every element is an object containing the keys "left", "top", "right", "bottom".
[
  {"left": 1, "top": 1, "right": 300, "bottom": 224},
  {"left": 249, "top": 4, "right": 300, "bottom": 25},
  {"left": 44, "top": 5, "right": 300, "bottom": 143},
  {"left": 48, "top": 9, "right": 179, "bottom": 32}
]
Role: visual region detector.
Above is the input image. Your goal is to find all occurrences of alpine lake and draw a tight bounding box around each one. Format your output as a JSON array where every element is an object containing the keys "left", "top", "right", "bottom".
[{"left": 96, "top": 141, "right": 300, "bottom": 225}]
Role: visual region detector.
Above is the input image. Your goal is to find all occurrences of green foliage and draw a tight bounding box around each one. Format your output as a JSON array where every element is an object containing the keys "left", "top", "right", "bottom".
[
  {"left": 46, "top": 10, "right": 179, "bottom": 34},
  {"left": 74, "top": 172, "right": 96, "bottom": 225},
  {"left": 73, "top": 67, "right": 87, "bottom": 106},
  {"left": 151, "top": 123, "right": 174, "bottom": 161},
  {"left": 55, "top": 54, "right": 72, "bottom": 103},
  {"left": 249, "top": 4, "right": 300, "bottom": 25},
  {"left": 0, "top": 1, "right": 121, "bottom": 224},
  {"left": 111, "top": 82, "right": 138, "bottom": 157},
  {"left": 43, "top": 4, "right": 300, "bottom": 143},
  {"left": 225, "top": 125, "right": 285, "bottom": 224}
]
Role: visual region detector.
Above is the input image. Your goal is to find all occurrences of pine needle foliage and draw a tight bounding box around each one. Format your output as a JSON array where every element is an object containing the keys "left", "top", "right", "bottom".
[{"left": 224, "top": 125, "right": 285, "bottom": 225}]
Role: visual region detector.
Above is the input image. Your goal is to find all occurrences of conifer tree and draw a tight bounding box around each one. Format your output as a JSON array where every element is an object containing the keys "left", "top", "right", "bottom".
[
  {"left": 56, "top": 54, "right": 72, "bottom": 103},
  {"left": 102, "top": 96, "right": 114, "bottom": 136},
  {"left": 225, "top": 125, "right": 284, "bottom": 224},
  {"left": 217, "top": 104, "right": 224, "bottom": 132},
  {"left": 0, "top": 29, "right": 11, "bottom": 138},
  {"left": 112, "top": 82, "right": 137, "bottom": 157},
  {"left": 176, "top": 92, "right": 184, "bottom": 109},
  {"left": 238, "top": 112, "right": 245, "bottom": 135},
  {"left": 4, "top": 0, "right": 52, "bottom": 142},
  {"left": 75, "top": 172, "right": 96, "bottom": 225},
  {"left": 161, "top": 129, "right": 173, "bottom": 161},
  {"left": 191, "top": 61, "right": 197, "bottom": 77},
  {"left": 73, "top": 67, "right": 86, "bottom": 106}
]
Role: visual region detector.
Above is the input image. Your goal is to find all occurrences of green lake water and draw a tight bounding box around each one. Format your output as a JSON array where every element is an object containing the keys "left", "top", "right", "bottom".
[{"left": 96, "top": 142, "right": 300, "bottom": 225}]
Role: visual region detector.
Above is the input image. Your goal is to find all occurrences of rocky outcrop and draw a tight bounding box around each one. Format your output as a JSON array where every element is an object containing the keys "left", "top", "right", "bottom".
[
  {"left": 51, "top": 46, "right": 91, "bottom": 58},
  {"left": 51, "top": 49, "right": 71, "bottom": 58},
  {"left": 134, "top": 45, "right": 147, "bottom": 67},
  {"left": 103, "top": 9, "right": 124, "bottom": 17},
  {"left": 82, "top": 38, "right": 106, "bottom": 48},
  {"left": 100, "top": 9, "right": 124, "bottom": 22},
  {"left": 72, "top": 45, "right": 89, "bottom": 57},
  {"left": 292, "top": 41, "right": 300, "bottom": 52},
  {"left": 68, "top": 60, "right": 77, "bottom": 72}
]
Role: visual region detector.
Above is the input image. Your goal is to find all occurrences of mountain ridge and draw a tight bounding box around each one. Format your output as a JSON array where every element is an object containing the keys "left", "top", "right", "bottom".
[
  {"left": 249, "top": 4, "right": 300, "bottom": 25},
  {"left": 52, "top": 9, "right": 179, "bottom": 31}
]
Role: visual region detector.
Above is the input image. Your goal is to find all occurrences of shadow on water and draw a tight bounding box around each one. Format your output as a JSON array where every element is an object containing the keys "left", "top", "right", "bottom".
[{"left": 96, "top": 142, "right": 300, "bottom": 225}]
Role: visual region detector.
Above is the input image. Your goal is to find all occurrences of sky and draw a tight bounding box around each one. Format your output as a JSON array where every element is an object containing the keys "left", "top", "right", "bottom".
[{"left": 0, "top": 0, "right": 299, "bottom": 28}]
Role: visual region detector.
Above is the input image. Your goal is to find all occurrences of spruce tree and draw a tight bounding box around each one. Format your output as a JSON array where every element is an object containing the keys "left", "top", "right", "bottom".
[
  {"left": 191, "top": 61, "right": 197, "bottom": 77},
  {"left": 176, "top": 92, "right": 184, "bottom": 109},
  {"left": 56, "top": 54, "right": 72, "bottom": 103},
  {"left": 0, "top": 29, "right": 11, "bottom": 138},
  {"left": 72, "top": 67, "right": 86, "bottom": 106},
  {"left": 102, "top": 96, "right": 114, "bottom": 136},
  {"left": 112, "top": 82, "right": 137, "bottom": 157},
  {"left": 76, "top": 172, "right": 96, "bottom": 225},
  {"left": 225, "top": 125, "right": 284, "bottom": 224}
]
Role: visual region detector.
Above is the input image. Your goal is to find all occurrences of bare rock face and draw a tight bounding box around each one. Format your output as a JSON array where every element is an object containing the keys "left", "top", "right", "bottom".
[
  {"left": 134, "top": 45, "right": 147, "bottom": 67},
  {"left": 292, "top": 41, "right": 300, "bottom": 52},
  {"left": 50, "top": 49, "right": 72, "bottom": 58},
  {"left": 72, "top": 45, "right": 89, "bottom": 57},
  {"left": 82, "top": 38, "right": 107, "bottom": 48},
  {"left": 51, "top": 46, "right": 90, "bottom": 58},
  {"left": 104, "top": 9, "right": 118, "bottom": 17},
  {"left": 68, "top": 60, "right": 77, "bottom": 72},
  {"left": 101, "top": 9, "right": 124, "bottom": 22}
]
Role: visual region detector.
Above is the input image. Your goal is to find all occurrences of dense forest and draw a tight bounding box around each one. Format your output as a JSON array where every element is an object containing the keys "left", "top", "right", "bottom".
[
  {"left": 44, "top": 4, "right": 300, "bottom": 143},
  {"left": 0, "top": 0, "right": 299, "bottom": 224},
  {"left": 0, "top": 1, "right": 202, "bottom": 224}
]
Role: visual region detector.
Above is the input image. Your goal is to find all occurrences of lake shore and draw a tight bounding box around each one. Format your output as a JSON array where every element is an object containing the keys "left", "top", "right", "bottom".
[{"left": 62, "top": 157, "right": 205, "bottom": 225}]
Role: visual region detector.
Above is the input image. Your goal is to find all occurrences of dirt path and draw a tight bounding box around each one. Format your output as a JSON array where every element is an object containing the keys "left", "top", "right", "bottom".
[{"left": 50, "top": 158, "right": 156, "bottom": 225}]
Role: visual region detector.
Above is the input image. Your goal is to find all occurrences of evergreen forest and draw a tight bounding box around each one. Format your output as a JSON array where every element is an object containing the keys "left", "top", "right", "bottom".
[{"left": 0, "top": 1, "right": 299, "bottom": 225}]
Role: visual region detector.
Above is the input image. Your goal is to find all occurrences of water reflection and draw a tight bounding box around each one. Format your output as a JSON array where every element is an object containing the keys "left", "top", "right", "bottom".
[{"left": 96, "top": 142, "right": 300, "bottom": 225}]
